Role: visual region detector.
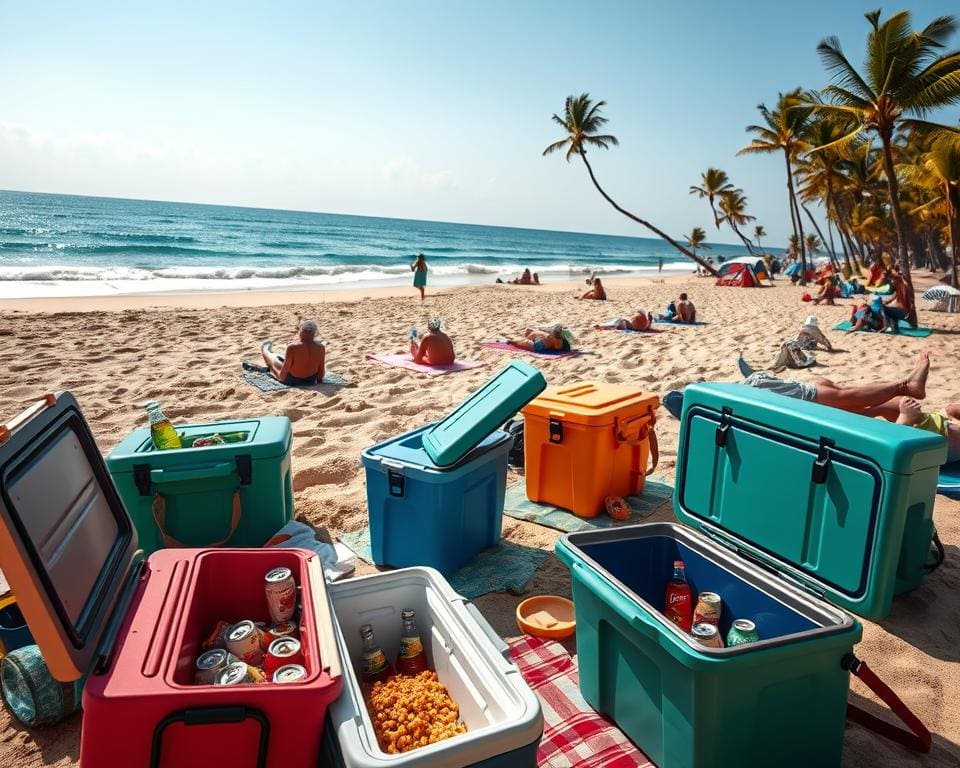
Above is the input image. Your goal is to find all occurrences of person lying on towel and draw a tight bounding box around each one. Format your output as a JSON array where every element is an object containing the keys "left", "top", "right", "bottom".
[
  {"left": 260, "top": 319, "right": 326, "bottom": 385},
  {"left": 410, "top": 318, "right": 456, "bottom": 366},
  {"left": 896, "top": 397, "right": 960, "bottom": 462},
  {"left": 594, "top": 310, "right": 654, "bottom": 331},
  {"left": 507, "top": 325, "right": 570, "bottom": 353}
]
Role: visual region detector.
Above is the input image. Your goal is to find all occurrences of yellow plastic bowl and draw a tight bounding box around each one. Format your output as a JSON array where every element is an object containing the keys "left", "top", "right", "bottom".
[{"left": 516, "top": 595, "right": 576, "bottom": 639}]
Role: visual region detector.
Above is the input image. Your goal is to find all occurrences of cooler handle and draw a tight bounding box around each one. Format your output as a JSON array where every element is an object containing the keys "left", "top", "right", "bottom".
[
  {"left": 149, "top": 461, "right": 236, "bottom": 484},
  {"left": 151, "top": 491, "right": 242, "bottom": 548},
  {"left": 571, "top": 561, "right": 659, "bottom": 640},
  {"left": 307, "top": 556, "right": 343, "bottom": 682},
  {"left": 150, "top": 706, "right": 269, "bottom": 768},
  {"left": 0, "top": 393, "right": 56, "bottom": 445},
  {"left": 616, "top": 413, "right": 659, "bottom": 476}
]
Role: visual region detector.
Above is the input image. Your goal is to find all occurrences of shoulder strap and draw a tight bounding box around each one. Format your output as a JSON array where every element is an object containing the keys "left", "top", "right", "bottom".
[{"left": 844, "top": 654, "right": 931, "bottom": 753}]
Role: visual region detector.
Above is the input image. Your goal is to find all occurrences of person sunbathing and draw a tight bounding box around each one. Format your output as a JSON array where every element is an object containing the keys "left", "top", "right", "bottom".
[
  {"left": 507, "top": 325, "right": 570, "bottom": 353},
  {"left": 594, "top": 311, "right": 653, "bottom": 331},
  {"left": 882, "top": 264, "right": 918, "bottom": 330},
  {"left": 848, "top": 298, "right": 887, "bottom": 332},
  {"left": 580, "top": 277, "right": 607, "bottom": 300},
  {"left": 410, "top": 317, "right": 455, "bottom": 366},
  {"left": 260, "top": 319, "right": 326, "bottom": 385},
  {"left": 812, "top": 278, "right": 838, "bottom": 306},
  {"left": 896, "top": 397, "right": 960, "bottom": 462},
  {"left": 676, "top": 293, "right": 696, "bottom": 322},
  {"left": 795, "top": 315, "right": 833, "bottom": 351}
]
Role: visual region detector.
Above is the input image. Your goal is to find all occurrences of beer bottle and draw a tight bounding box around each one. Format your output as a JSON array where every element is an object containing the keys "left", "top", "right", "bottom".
[
  {"left": 359, "top": 624, "right": 393, "bottom": 687},
  {"left": 395, "top": 609, "right": 428, "bottom": 676},
  {"left": 145, "top": 401, "right": 182, "bottom": 450},
  {"left": 664, "top": 560, "right": 693, "bottom": 632}
]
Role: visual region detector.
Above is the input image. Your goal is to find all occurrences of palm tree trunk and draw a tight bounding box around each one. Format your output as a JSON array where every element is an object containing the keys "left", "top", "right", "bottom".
[
  {"left": 709, "top": 196, "right": 721, "bottom": 230},
  {"left": 578, "top": 152, "right": 720, "bottom": 277},
  {"left": 801, "top": 204, "right": 839, "bottom": 272},
  {"left": 784, "top": 151, "right": 808, "bottom": 285},
  {"left": 949, "top": 187, "right": 960, "bottom": 289},
  {"left": 824, "top": 178, "right": 848, "bottom": 274},
  {"left": 879, "top": 131, "right": 917, "bottom": 322},
  {"left": 729, "top": 223, "right": 757, "bottom": 255}
]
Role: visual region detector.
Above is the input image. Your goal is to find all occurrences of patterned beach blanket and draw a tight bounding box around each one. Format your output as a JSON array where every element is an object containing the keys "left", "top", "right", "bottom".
[{"left": 241, "top": 369, "right": 353, "bottom": 392}]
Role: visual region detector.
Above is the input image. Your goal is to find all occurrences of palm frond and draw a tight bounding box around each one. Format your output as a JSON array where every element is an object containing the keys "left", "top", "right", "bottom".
[
  {"left": 818, "top": 37, "right": 876, "bottom": 101},
  {"left": 542, "top": 139, "right": 571, "bottom": 158},
  {"left": 737, "top": 142, "right": 780, "bottom": 156}
]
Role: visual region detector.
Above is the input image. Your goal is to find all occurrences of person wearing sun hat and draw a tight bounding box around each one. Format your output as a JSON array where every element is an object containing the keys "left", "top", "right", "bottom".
[{"left": 796, "top": 314, "right": 833, "bottom": 352}]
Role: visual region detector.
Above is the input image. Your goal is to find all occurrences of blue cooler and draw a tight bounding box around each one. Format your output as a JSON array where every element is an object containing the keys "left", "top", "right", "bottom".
[{"left": 362, "top": 426, "right": 511, "bottom": 575}]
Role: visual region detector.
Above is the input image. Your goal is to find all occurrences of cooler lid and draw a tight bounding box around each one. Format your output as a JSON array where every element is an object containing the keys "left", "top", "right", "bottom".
[
  {"left": 364, "top": 423, "right": 511, "bottom": 474},
  {"left": 422, "top": 361, "right": 546, "bottom": 467},
  {"left": 674, "top": 383, "right": 946, "bottom": 608},
  {"left": 522, "top": 382, "right": 659, "bottom": 426},
  {"left": 0, "top": 393, "right": 139, "bottom": 681}
]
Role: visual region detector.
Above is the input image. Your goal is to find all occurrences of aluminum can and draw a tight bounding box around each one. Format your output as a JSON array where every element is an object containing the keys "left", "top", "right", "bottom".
[
  {"left": 726, "top": 619, "right": 760, "bottom": 647},
  {"left": 272, "top": 664, "right": 308, "bottom": 683},
  {"left": 691, "top": 622, "right": 724, "bottom": 648},
  {"left": 265, "top": 566, "right": 296, "bottom": 623},
  {"left": 264, "top": 637, "right": 305, "bottom": 678},
  {"left": 194, "top": 648, "right": 238, "bottom": 685},
  {"left": 215, "top": 661, "right": 266, "bottom": 686},
  {"left": 263, "top": 620, "right": 298, "bottom": 646},
  {"left": 226, "top": 619, "right": 265, "bottom": 666},
  {"left": 692, "top": 592, "right": 722, "bottom": 627}
]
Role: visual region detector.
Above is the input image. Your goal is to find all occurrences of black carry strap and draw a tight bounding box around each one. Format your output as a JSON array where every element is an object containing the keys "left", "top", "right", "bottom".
[
  {"left": 923, "top": 529, "right": 945, "bottom": 575},
  {"left": 844, "top": 654, "right": 931, "bottom": 753},
  {"left": 151, "top": 706, "right": 270, "bottom": 768}
]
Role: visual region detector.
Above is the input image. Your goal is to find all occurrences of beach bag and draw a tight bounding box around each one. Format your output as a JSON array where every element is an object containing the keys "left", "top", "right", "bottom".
[
  {"left": 772, "top": 341, "right": 816, "bottom": 371},
  {"left": 503, "top": 417, "right": 525, "bottom": 469}
]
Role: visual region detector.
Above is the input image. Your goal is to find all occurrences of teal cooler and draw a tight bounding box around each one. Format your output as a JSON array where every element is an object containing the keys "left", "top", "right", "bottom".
[
  {"left": 106, "top": 417, "right": 294, "bottom": 555},
  {"left": 555, "top": 382, "right": 946, "bottom": 768}
]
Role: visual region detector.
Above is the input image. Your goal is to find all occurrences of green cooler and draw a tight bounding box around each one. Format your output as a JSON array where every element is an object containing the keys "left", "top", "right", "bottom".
[{"left": 106, "top": 417, "right": 294, "bottom": 555}]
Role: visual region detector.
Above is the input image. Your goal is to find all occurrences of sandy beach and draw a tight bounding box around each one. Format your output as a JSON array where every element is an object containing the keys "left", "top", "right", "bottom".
[{"left": 0, "top": 273, "right": 958, "bottom": 767}]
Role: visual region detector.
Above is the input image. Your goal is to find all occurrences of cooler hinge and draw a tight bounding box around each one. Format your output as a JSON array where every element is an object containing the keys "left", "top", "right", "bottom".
[
  {"left": 811, "top": 437, "right": 835, "bottom": 485},
  {"left": 700, "top": 524, "right": 739, "bottom": 554},
  {"left": 93, "top": 556, "right": 146, "bottom": 675},
  {"left": 714, "top": 407, "right": 733, "bottom": 447}
]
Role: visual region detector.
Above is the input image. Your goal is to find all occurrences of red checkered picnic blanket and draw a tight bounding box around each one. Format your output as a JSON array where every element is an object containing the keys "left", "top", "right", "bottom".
[{"left": 508, "top": 636, "right": 654, "bottom": 768}]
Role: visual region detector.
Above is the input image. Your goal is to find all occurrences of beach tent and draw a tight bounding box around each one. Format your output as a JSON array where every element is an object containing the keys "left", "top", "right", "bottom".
[
  {"left": 719, "top": 256, "right": 771, "bottom": 282},
  {"left": 716, "top": 262, "right": 760, "bottom": 287}
]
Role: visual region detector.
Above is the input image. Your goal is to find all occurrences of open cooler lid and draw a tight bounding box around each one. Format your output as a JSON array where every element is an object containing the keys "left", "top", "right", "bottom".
[
  {"left": 365, "top": 423, "right": 511, "bottom": 474},
  {"left": 422, "top": 361, "right": 546, "bottom": 467},
  {"left": 522, "top": 381, "right": 658, "bottom": 426},
  {"left": 674, "top": 383, "right": 946, "bottom": 610},
  {"left": 0, "top": 393, "right": 139, "bottom": 681}
]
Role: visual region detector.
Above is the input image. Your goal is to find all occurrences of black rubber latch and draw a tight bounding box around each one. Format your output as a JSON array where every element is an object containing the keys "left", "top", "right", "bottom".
[
  {"left": 235, "top": 454, "right": 253, "bottom": 485},
  {"left": 715, "top": 407, "right": 733, "bottom": 447},
  {"left": 184, "top": 706, "right": 247, "bottom": 726},
  {"left": 133, "top": 464, "right": 152, "bottom": 496},
  {"left": 549, "top": 418, "right": 564, "bottom": 444},
  {"left": 388, "top": 469, "right": 405, "bottom": 497},
  {"left": 811, "top": 437, "right": 835, "bottom": 484}
]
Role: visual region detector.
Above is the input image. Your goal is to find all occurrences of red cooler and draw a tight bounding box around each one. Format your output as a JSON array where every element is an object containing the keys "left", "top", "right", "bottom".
[{"left": 0, "top": 394, "right": 342, "bottom": 768}]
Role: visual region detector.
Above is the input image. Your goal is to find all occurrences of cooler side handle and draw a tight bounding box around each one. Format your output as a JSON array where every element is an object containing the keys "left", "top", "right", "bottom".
[
  {"left": 307, "top": 556, "right": 342, "bottom": 682},
  {"left": 150, "top": 706, "right": 269, "bottom": 768}
]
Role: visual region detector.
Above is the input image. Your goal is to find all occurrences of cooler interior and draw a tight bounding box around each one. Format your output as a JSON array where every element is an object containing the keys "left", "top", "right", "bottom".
[
  {"left": 131, "top": 419, "right": 260, "bottom": 453},
  {"left": 169, "top": 549, "right": 315, "bottom": 685},
  {"left": 328, "top": 569, "right": 535, "bottom": 759},
  {"left": 568, "top": 523, "right": 851, "bottom": 649}
]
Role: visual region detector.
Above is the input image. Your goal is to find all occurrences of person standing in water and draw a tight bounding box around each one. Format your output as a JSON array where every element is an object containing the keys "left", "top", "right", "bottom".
[{"left": 411, "top": 253, "right": 428, "bottom": 302}]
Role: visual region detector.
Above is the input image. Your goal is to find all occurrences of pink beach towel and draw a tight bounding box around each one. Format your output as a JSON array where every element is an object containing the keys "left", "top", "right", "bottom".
[
  {"left": 365, "top": 353, "right": 486, "bottom": 376},
  {"left": 508, "top": 636, "right": 653, "bottom": 767},
  {"left": 480, "top": 341, "right": 581, "bottom": 359}
]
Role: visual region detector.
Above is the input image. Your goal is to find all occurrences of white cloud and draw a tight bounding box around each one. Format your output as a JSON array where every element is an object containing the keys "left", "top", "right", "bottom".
[{"left": 381, "top": 155, "right": 456, "bottom": 191}]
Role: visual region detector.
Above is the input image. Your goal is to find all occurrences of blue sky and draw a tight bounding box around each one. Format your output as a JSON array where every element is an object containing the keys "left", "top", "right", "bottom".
[{"left": 1, "top": 1, "right": 957, "bottom": 245}]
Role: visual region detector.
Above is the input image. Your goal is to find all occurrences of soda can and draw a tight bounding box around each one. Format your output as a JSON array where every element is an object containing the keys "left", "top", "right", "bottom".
[
  {"left": 194, "top": 648, "right": 238, "bottom": 685},
  {"left": 264, "top": 637, "right": 305, "bottom": 678},
  {"left": 226, "top": 620, "right": 265, "bottom": 667},
  {"left": 272, "top": 664, "right": 308, "bottom": 684},
  {"left": 215, "top": 661, "right": 266, "bottom": 686},
  {"left": 263, "top": 620, "right": 298, "bottom": 646},
  {"left": 726, "top": 619, "right": 760, "bottom": 647},
  {"left": 692, "top": 592, "right": 722, "bottom": 627},
  {"left": 691, "top": 622, "right": 724, "bottom": 648},
  {"left": 201, "top": 619, "right": 233, "bottom": 651},
  {"left": 265, "top": 567, "right": 297, "bottom": 624}
]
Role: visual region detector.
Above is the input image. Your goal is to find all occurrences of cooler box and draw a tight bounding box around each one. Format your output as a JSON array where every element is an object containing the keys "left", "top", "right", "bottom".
[
  {"left": 0, "top": 394, "right": 342, "bottom": 768},
  {"left": 522, "top": 382, "right": 659, "bottom": 517},
  {"left": 322, "top": 567, "right": 542, "bottom": 767},
  {"left": 361, "top": 425, "right": 511, "bottom": 575},
  {"left": 106, "top": 416, "right": 294, "bottom": 555}
]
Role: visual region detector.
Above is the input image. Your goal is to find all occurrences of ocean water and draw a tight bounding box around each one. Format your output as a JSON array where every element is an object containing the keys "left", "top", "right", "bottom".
[{"left": 0, "top": 190, "right": 768, "bottom": 298}]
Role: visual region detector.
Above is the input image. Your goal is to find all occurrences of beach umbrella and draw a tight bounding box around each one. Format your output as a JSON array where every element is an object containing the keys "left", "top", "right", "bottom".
[{"left": 921, "top": 285, "right": 960, "bottom": 313}]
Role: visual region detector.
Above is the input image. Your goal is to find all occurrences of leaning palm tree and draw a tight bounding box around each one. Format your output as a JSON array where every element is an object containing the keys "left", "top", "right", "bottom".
[
  {"left": 690, "top": 168, "right": 735, "bottom": 230},
  {"left": 805, "top": 233, "right": 823, "bottom": 258},
  {"left": 753, "top": 225, "right": 767, "bottom": 251},
  {"left": 718, "top": 189, "right": 757, "bottom": 255},
  {"left": 811, "top": 8, "right": 960, "bottom": 312},
  {"left": 738, "top": 89, "right": 813, "bottom": 284},
  {"left": 684, "top": 226, "right": 711, "bottom": 260},
  {"left": 544, "top": 94, "right": 719, "bottom": 276}
]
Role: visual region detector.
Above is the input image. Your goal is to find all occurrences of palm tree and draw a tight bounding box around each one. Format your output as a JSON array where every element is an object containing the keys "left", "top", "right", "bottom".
[
  {"left": 690, "top": 168, "right": 735, "bottom": 230},
  {"left": 753, "top": 225, "right": 767, "bottom": 251},
  {"left": 811, "top": 8, "right": 960, "bottom": 313},
  {"left": 543, "top": 94, "right": 720, "bottom": 277},
  {"left": 684, "top": 226, "right": 711, "bottom": 259},
  {"left": 738, "top": 89, "right": 813, "bottom": 284},
  {"left": 718, "top": 189, "right": 757, "bottom": 254},
  {"left": 805, "top": 233, "right": 823, "bottom": 258}
]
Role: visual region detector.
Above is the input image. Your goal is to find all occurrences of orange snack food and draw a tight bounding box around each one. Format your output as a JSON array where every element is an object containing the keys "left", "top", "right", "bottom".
[{"left": 366, "top": 670, "right": 467, "bottom": 754}]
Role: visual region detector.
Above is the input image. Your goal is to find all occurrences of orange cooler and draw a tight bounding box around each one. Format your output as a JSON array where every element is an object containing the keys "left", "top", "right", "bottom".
[{"left": 522, "top": 383, "right": 659, "bottom": 518}]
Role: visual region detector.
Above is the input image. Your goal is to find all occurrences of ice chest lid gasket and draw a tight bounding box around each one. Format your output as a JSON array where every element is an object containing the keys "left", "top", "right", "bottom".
[
  {"left": 0, "top": 393, "right": 140, "bottom": 681},
  {"left": 523, "top": 382, "right": 659, "bottom": 427},
  {"left": 422, "top": 361, "right": 546, "bottom": 467},
  {"left": 673, "top": 382, "right": 947, "bottom": 608}
]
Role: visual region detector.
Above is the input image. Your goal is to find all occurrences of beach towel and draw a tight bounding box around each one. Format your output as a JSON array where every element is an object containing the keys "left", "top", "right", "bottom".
[
  {"left": 337, "top": 527, "right": 550, "bottom": 599},
  {"left": 938, "top": 462, "right": 960, "bottom": 499},
  {"left": 617, "top": 328, "right": 660, "bottom": 334},
  {"left": 503, "top": 480, "right": 673, "bottom": 533},
  {"left": 832, "top": 321, "right": 933, "bottom": 338},
  {"left": 653, "top": 319, "right": 707, "bottom": 327},
  {"left": 480, "top": 341, "right": 581, "bottom": 359},
  {"left": 241, "top": 369, "right": 353, "bottom": 393},
  {"left": 508, "top": 636, "right": 654, "bottom": 768},
  {"left": 365, "top": 353, "right": 486, "bottom": 376}
]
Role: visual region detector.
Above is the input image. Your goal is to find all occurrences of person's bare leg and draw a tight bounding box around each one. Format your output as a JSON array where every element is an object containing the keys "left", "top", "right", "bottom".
[
  {"left": 815, "top": 353, "right": 929, "bottom": 413},
  {"left": 260, "top": 342, "right": 284, "bottom": 378},
  {"left": 508, "top": 339, "right": 535, "bottom": 351},
  {"left": 859, "top": 398, "right": 904, "bottom": 422},
  {"left": 945, "top": 403, "right": 960, "bottom": 421}
]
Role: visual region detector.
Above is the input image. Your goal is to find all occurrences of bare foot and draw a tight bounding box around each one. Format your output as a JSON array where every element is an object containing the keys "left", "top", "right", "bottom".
[{"left": 903, "top": 352, "right": 930, "bottom": 399}]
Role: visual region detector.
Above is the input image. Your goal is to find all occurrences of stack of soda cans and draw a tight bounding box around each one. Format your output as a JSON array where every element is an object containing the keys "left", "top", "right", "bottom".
[{"left": 665, "top": 560, "right": 761, "bottom": 648}]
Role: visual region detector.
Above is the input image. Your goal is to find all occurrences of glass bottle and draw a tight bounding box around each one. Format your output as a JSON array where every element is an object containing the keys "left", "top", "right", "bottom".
[
  {"left": 664, "top": 560, "right": 693, "bottom": 632},
  {"left": 359, "top": 624, "right": 393, "bottom": 686},
  {"left": 395, "top": 609, "right": 428, "bottom": 676},
  {"left": 145, "top": 401, "right": 182, "bottom": 450}
]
